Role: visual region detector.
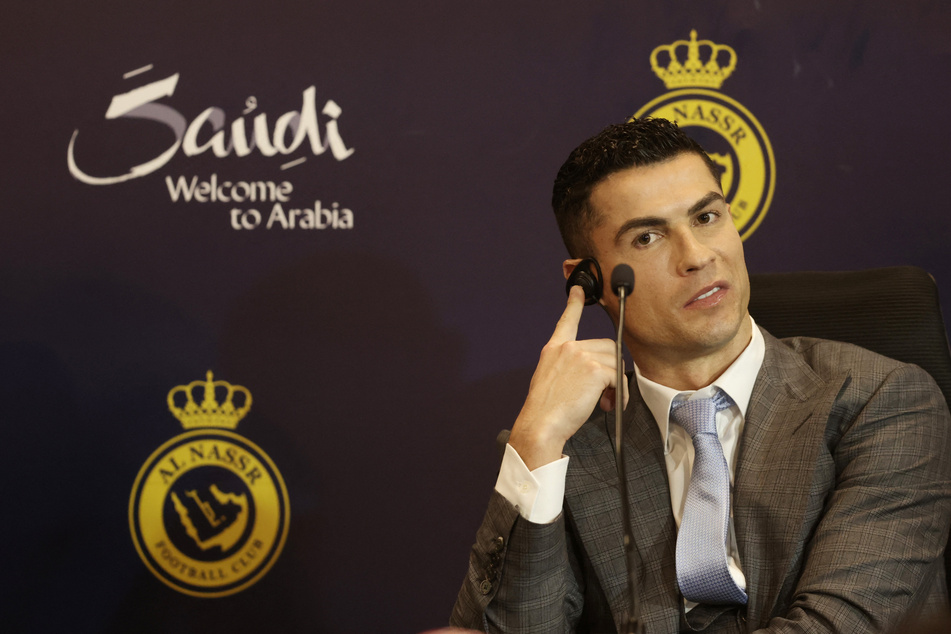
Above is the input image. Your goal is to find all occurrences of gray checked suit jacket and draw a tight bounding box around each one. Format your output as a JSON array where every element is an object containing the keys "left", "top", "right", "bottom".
[{"left": 451, "top": 328, "right": 951, "bottom": 633}]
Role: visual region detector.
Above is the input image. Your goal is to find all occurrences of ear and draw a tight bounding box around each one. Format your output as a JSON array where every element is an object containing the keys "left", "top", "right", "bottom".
[{"left": 563, "top": 258, "right": 583, "bottom": 280}]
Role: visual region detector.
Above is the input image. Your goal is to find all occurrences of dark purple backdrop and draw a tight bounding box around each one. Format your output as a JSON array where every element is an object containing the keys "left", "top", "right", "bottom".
[{"left": 2, "top": 1, "right": 950, "bottom": 632}]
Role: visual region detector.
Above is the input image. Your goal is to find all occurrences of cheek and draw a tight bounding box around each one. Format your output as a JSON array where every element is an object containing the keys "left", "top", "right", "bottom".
[
  {"left": 626, "top": 295, "right": 666, "bottom": 327},
  {"left": 720, "top": 231, "right": 745, "bottom": 261},
  {"left": 601, "top": 297, "right": 621, "bottom": 324},
  {"left": 629, "top": 276, "right": 670, "bottom": 315}
]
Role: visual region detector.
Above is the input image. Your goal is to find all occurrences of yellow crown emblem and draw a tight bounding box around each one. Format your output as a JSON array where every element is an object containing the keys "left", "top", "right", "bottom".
[
  {"left": 167, "top": 371, "right": 252, "bottom": 429},
  {"left": 650, "top": 30, "right": 737, "bottom": 89}
]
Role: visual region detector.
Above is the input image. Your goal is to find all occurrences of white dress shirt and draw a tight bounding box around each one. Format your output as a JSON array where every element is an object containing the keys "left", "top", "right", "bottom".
[{"left": 495, "top": 317, "right": 766, "bottom": 603}]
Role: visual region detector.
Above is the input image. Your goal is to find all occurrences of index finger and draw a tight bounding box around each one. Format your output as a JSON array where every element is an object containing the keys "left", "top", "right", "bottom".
[{"left": 550, "top": 284, "right": 586, "bottom": 344}]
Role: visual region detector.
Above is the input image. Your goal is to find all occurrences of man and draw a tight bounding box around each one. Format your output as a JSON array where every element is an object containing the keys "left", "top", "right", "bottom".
[{"left": 451, "top": 118, "right": 951, "bottom": 632}]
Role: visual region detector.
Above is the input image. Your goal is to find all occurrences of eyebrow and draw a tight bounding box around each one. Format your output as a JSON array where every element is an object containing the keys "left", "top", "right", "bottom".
[{"left": 613, "top": 191, "right": 726, "bottom": 245}]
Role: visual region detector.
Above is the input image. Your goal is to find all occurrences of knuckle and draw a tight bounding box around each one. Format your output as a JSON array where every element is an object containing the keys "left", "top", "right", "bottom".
[
  {"left": 585, "top": 359, "right": 603, "bottom": 374},
  {"left": 540, "top": 341, "right": 560, "bottom": 358}
]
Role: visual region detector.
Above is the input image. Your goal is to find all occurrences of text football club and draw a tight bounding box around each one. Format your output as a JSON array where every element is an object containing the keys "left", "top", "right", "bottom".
[
  {"left": 634, "top": 30, "right": 776, "bottom": 240},
  {"left": 67, "top": 66, "right": 354, "bottom": 231},
  {"left": 129, "top": 372, "right": 290, "bottom": 597}
]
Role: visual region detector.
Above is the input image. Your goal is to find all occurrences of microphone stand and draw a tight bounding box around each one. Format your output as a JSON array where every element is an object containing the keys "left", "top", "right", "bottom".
[{"left": 612, "top": 265, "right": 642, "bottom": 634}]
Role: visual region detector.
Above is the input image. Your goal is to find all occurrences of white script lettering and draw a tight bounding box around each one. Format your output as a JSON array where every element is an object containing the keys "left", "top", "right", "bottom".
[{"left": 68, "top": 74, "right": 354, "bottom": 185}]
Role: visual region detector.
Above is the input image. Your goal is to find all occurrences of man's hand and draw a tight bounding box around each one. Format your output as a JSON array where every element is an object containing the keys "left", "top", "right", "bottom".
[{"left": 508, "top": 285, "right": 628, "bottom": 471}]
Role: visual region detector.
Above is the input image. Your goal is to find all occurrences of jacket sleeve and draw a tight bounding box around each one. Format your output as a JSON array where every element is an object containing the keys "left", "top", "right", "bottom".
[
  {"left": 450, "top": 489, "right": 585, "bottom": 633},
  {"left": 757, "top": 363, "right": 951, "bottom": 632}
]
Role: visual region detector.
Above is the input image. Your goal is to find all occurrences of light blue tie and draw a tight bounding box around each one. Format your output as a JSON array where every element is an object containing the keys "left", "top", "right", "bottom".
[{"left": 671, "top": 390, "right": 748, "bottom": 605}]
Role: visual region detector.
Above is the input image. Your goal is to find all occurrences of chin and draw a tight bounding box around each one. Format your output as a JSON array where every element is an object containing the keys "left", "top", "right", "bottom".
[{"left": 689, "top": 313, "right": 746, "bottom": 349}]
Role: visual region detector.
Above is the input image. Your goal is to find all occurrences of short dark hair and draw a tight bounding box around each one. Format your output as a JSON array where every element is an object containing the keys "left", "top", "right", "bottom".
[{"left": 551, "top": 117, "right": 722, "bottom": 257}]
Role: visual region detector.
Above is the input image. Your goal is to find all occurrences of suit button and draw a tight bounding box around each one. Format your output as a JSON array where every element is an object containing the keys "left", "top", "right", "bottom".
[{"left": 480, "top": 579, "right": 493, "bottom": 595}]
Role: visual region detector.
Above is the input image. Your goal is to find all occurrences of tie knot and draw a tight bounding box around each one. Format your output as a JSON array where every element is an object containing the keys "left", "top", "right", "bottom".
[{"left": 669, "top": 389, "right": 733, "bottom": 438}]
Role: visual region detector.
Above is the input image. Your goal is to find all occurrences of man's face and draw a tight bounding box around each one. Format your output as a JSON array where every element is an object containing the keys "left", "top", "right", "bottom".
[{"left": 578, "top": 152, "right": 751, "bottom": 376}]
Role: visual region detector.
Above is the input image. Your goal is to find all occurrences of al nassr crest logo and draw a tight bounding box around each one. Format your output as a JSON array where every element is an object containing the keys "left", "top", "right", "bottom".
[
  {"left": 129, "top": 372, "right": 290, "bottom": 597},
  {"left": 635, "top": 30, "right": 776, "bottom": 240}
]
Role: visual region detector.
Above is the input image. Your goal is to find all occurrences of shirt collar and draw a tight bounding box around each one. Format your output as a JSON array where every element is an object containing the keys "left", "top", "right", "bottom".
[{"left": 633, "top": 316, "right": 765, "bottom": 452}]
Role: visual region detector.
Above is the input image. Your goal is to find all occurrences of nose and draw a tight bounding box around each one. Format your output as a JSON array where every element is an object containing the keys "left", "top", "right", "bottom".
[{"left": 673, "top": 227, "right": 715, "bottom": 275}]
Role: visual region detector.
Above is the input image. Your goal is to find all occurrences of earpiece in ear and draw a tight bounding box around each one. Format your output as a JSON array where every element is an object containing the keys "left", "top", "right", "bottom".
[{"left": 565, "top": 257, "right": 604, "bottom": 306}]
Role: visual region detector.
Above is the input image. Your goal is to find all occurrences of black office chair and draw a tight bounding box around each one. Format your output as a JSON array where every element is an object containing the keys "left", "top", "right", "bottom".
[{"left": 748, "top": 266, "right": 951, "bottom": 592}]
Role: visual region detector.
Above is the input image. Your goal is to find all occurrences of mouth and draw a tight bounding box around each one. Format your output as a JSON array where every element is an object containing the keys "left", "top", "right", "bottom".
[{"left": 685, "top": 282, "right": 729, "bottom": 308}]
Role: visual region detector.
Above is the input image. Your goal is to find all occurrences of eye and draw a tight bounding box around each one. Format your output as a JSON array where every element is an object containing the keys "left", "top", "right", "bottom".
[
  {"left": 634, "top": 231, "right": 660, "bottom": 247},
  {"left": 696, "top": 210, "right": 720, "bottom": 225}
]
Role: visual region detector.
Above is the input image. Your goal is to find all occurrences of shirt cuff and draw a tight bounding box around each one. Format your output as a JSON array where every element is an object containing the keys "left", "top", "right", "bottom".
[{"left": 494, "top": 443, "right": 569, "bottom": 524}]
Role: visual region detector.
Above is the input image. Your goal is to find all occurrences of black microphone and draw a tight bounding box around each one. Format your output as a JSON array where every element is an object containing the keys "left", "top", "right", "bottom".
[
  {"left": 610, "top": 263, "right": 642, "bottom": 634},
  {"left": 611, "top": 264, "right": 634, "bottom": 297}
]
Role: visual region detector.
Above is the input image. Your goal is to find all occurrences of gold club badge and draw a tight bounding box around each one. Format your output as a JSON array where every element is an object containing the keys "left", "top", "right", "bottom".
[
  {"left": 129, "top": 372, "right": 290, "bottom": 597},
  {"left": 634, "top": 30, "right": 776, "bottom": 240}
]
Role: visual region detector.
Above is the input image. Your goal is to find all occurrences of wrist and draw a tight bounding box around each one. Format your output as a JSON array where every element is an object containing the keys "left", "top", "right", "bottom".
[{"left": 508, "top": 420, "right": 566, "bottom": 471}]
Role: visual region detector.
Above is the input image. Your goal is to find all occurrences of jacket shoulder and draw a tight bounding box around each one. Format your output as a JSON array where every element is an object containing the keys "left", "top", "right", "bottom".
[{"left": 766, "top": 330, "right": 941, "bottom": 404}]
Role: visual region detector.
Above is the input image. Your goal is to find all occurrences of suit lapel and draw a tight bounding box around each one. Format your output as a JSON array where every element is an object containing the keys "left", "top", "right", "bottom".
[
  {"left": 565, "top": 378, "right": 682, "bottom": 633},
  {"left": 734, "top": 329, "right": 849, "bottom": 628}
]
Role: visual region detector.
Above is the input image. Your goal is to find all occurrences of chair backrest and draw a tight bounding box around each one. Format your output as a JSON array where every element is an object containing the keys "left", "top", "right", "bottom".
[{"left": 748, "top": 266, "right": 951, "bottom": 592}]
